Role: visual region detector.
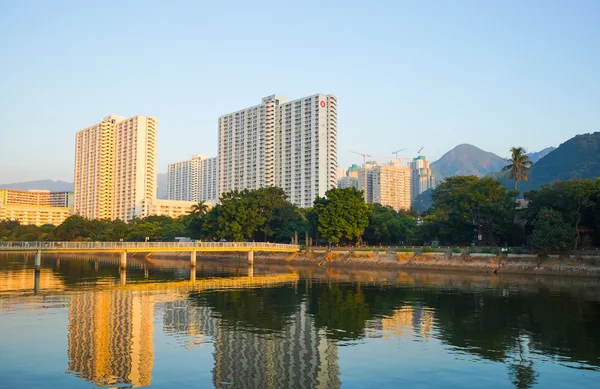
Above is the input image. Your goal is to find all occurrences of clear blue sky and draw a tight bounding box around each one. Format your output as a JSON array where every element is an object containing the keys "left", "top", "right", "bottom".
[{"left": 1, "top": 0, "right": 598, "bottom": 183}]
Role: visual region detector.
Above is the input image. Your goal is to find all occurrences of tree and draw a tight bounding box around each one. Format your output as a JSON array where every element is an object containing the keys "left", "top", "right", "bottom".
[
  {"left": 530, "top": 208, "right": 575, "bottom": 251},
  {"left": 525, "top": 180, "right": 599, "bottom": 248},
  {"left": 312, "top": 187, "right": 370, "bottom": 245},
  {"left": 363, "top": 204, "right": 417, "bottom": 245},
  {"left": 503, "top": 147, "right": 534, "bottom": 191},
  {"left": 420, "top": 176, "right": 520, "bottom": 245},
  {"left": 190, "top": 202, "right": 209, "bottom": 218}
]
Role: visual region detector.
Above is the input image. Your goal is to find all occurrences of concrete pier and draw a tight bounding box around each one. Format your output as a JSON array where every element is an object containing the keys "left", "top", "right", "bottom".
[
  {"left": 190, "top": 250, "right": 197, "bottom": 267},
  {"left": 190, "top": 268, "right": 196, "bottom": 282},
  {"left": 247, "top": 265, "right": 254, "bottom": 278},
  {"left": 248, "top": 250, "right": 254, "bottom": 265},
  {"left": 120, "top": 251, "right": 127, "bottom": 270},
  {"left": 34, "top": 270, "right": 40, "bottom": 295},
  {"left": 120, "top": 269, "right": 127, "bottom": 285},
  {"left": 34, "top": 250, "right": 41, "bottom": 272}
]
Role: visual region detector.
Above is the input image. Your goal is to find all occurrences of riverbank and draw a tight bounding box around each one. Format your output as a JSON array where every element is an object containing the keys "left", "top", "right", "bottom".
[{"left": 141, "top": 250, "right": 600, "bottom": 277}]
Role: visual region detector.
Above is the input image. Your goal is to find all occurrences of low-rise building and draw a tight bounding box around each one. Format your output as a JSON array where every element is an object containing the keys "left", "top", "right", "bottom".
[
  {"left": 0, "top": 189, "right": 72, "bottom": 226},
  {"left": 144, "top": 198, "right": 212, "bottom": 219}
]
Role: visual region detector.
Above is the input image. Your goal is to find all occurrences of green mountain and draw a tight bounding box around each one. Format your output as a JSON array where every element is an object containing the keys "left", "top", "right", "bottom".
[
  {"left": 511, "top": 132, "right": 600, "bottom": 191},
  {"left": 527, "top": 147, "right": 556, "bottom": 163},
  {"left": 430, "top": 144, "right": 506, "bottom": 181}
]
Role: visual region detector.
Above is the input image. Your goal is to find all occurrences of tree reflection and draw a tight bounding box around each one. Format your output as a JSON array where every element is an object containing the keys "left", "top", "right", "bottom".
[
  {"left": 189, "top": 286, "right": 299, "bottom": 332},
  {"left": 508, "top": 336, "right": 539, "bottom": 389}
]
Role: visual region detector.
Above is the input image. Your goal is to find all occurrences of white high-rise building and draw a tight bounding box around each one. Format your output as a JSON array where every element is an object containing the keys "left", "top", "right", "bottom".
[
  {"left": 218, "top": 94, "right": 338, "bottom": 208},
  {"left": 167, "top": 154, "right": 218, "bottom": 203},
  {"left": 74, "top": 115, "right": 157, "bottom": 222},
  {"left": 411, "top": 156, "right": 436, "bottom": 200}
]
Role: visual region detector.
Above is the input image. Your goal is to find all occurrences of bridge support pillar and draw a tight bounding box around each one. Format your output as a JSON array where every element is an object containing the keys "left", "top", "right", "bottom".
[
  {"left": 248, "top": 250, "right": 254, "bottom": 265},
  {"left": 247, "top": 265, "right": 254, "bottom": 278},
  {"left": 190, "top": 268, "right": 196, "bottom": 282},
  {"left": 120, "top": 269, "right": 127, "bottom": 285},
  {"left": 120, "top": 251, "right": 127, "bottom": 270},
  {"left": 34, "top": 269, "right": 40, "bottom": 295},
  {"left": 190, "top": 250, "right": 197, "bottom": 267},
  {"left": 34, "top": 250, "right": 41, "bottom": 272}
]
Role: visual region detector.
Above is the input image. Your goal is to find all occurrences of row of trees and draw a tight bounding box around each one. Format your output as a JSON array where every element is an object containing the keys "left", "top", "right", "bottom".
[{"left": 1, "top": 177, "right": 599, "bottom": 251}]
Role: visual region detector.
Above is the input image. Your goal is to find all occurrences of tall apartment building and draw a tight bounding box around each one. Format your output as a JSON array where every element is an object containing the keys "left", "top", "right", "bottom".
[
  {"left": 0, "top": 189, "right": 73, "bottom": 226},
  {"left": 357, "top": 161, "right": 377, "bottom": 203},
  {"left": 410, "top": 156, "right": 436, "bottom": 200},
  {"left": 372, "top": 162, "right": 412, "bottom": 211},
  {"left": 74, "top": 115, "right": 157, "bottom": 222},
  {"left": 218, "top": 94, "right": 338, "bottom": 208},
  {"left": 357, "top": 161, "right": 412, "bottom": 211},
  {"left": 338, "top": 176, "right": 359, "bottom": 189},
  {"left": 167, "top": 154, "right": 218, "bottom": 203}
]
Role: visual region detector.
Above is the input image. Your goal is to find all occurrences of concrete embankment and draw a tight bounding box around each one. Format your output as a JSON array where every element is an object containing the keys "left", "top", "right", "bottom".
[
  {"left": 143, "top": 250, "right": 600, "bottom": 277},
  {"left": 57, "top": 249, "right": 600, "bottom": 277}
]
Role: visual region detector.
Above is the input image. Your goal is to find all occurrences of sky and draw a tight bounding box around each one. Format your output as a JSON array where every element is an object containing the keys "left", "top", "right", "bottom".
[{"left": 0, "top": 0, "right": 599, "bottom": 184}]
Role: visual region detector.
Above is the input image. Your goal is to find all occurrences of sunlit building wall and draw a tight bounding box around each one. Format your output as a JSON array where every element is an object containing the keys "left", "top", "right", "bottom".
[
  {"left": 74, "top": 115, "right": 157, "bottom": 222},
  {"left": 0, "top": 189, "right": 72, "bottom": 225}
]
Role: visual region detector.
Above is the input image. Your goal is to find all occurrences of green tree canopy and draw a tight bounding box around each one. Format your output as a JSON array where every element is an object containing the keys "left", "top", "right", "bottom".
[{"left": 311, "top": 187, "right": 371, "bottom": 245}]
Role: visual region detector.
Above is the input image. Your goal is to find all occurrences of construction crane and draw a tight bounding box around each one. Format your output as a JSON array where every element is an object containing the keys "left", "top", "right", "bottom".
[
  {"left": 350, "top": 150, "right": 372, "bottom": 202},
  {"left": 392, "top": 148, "right": 406, "bottom": 161},
  {"left": 417, "top": 146, "right": 424, "bottom": 156}
]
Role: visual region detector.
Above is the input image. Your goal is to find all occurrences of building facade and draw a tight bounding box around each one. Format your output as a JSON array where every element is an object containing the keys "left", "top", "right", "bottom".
[
  {"left": 218, "top": 94, "right": 338, "bottom": 208},
  {"left": 337, "top": 176, "right": 359, "bottom": 189},
  {"left": 143, "top": 198, "right": 203, "bottom": 219},
  {"left": 0, "top": 189, "right": 72, "bottom": 226},
  {"left": 372, "top": 162, "right": 412, "bottom": 211},
  {"left": 356, "top": 161, "right": 412, "bottom": 211},
  {"left": 167, "top": 154, "right": 218, "bottom": 203},
  {"left": 74, "top": 115, "right": 157, "bottom": 222},
  {"left": 410, "top": 156, "right": 435, "bottom": 200}
]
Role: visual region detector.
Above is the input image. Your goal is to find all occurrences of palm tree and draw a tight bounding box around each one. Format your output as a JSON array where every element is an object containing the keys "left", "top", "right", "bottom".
[
  {"left": 189, "top": 202, "right": 209, "bottom": 218},
  {"left": 503, "top": 147, "right": 533, "bottom": 191}
]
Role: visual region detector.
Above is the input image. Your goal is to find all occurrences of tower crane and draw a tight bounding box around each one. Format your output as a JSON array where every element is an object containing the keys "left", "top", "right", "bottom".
[
  {"left": 350, "top": 150, "right": 372, "bottom": 202},
  {"left": 392, "top": 148, "right": 406, "bottom": 161}
]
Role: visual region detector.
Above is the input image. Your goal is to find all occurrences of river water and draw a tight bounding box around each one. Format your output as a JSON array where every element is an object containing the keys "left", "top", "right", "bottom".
[{"left": 0, "top": 253, "right": 599, "bottom": 388}]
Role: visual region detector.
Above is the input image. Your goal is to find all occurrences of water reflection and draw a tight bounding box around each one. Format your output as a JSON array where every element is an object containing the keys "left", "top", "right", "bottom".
[
  {"left": 66, "top": 290, "right": 154, "bottom": 387},
  {"left": 0, "top": 254, "right": 599, "bottom": 388}
]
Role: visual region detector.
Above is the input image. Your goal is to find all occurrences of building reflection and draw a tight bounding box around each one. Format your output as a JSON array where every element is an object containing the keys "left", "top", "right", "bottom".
[
  {"left": 212, "top": 302, "right": 340, "bottom": 389},
  {"left": 381, "top": 305, "right": 434, "bottom": 339},
  {"left": 66, "top": 290, "right": 154, "bottom": 387},
  {"left": 0, "top": 268, "right": 64, "bottom": 293},
  {"left": 162, "top": 298, "right": 341, "bottom": 389}
]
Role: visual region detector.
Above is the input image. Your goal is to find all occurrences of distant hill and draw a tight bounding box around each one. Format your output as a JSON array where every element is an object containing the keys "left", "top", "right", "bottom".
[
  {"left": 430, "top": 144, "right": 506, "bottom": 181},
  {"left": 511, "top": 132, "right": 600, "bottom": 191},
  {"left": 0, "top": 180, "right": 74, "bottom": 192},
  {"left": 157, "top": 173, "right": 168, "bottom": 199},
  {"left": 0, "top": 174, "right": 170, "bottom": 198},
  {"left": 527, "top": 147, "right": 556, "bottom": 163}
]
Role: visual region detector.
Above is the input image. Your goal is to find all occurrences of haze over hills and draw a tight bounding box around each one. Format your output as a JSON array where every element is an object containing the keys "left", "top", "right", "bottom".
[
  {"left": 0, "top": 180, "right": 74, "bottom": 192},
  {"left": 527, "top": 147, "right": 556, "bottom": 163},
  {"left": 0, "top": 176, "right": 171, "bottom": 199},
  {"left": 430, "top": 144, "right": 507, "bottom": 180}
]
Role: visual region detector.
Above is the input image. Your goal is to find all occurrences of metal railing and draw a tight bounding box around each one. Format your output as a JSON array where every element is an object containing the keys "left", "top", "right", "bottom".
[{"left": 0, "top": 241, "right": 300, "bottom": 251}]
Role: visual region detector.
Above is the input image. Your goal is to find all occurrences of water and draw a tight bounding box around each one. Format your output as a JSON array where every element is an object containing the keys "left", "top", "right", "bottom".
[{"left": 0, "top": 254, "right": 599, "bottom": 388}]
